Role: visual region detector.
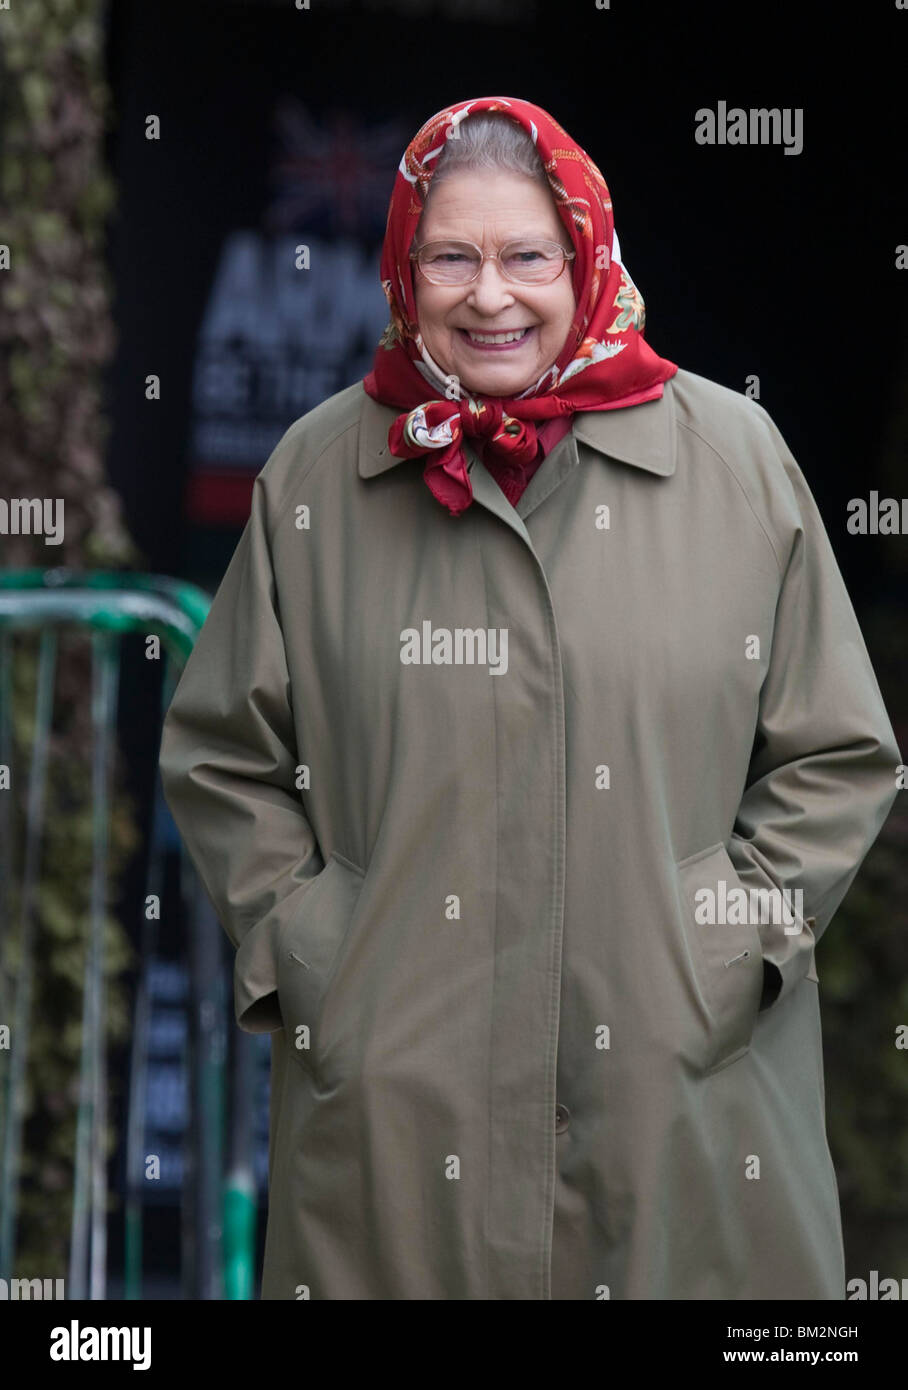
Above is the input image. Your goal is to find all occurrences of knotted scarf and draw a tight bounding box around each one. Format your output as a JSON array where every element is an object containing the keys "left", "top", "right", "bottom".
[{"left": 363, "top": 95, "right": 678, "bottom": 517}]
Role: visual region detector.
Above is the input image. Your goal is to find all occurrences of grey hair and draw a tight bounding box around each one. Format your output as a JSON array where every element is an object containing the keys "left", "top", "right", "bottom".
[{"left": 428, "top": 113, "right": 550, "bottom": 192}]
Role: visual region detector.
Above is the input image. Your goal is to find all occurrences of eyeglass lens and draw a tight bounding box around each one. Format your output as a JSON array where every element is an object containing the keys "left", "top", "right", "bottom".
[{"left": 417, "top": 240, "right": 569, "bottom": 285}]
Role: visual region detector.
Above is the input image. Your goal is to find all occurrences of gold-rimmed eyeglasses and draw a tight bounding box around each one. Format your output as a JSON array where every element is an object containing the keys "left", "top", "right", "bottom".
[{"left": 410, "top": 238, "right": 576, "bottom": 287}]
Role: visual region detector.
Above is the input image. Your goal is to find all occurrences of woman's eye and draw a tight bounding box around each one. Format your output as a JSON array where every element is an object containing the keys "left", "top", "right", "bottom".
[
  {"left": 437, "top": 253, "right": 470, "bottom": 263},
  {"left": 506, "top": 247, "right": 547, "bottom": 264},
  {"left": 426, "top": 247, "right": 474, "bottom": 264}
]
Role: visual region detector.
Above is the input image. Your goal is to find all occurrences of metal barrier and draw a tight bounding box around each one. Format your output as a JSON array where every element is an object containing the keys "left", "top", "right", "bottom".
[{"left": 0, "top": 568, "right": 259, "bottom": 1300}]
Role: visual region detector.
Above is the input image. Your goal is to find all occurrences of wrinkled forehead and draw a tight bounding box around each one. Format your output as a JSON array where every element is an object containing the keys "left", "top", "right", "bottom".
[{"left": 413, "top": 163, "right": 574, "bottom": 252}]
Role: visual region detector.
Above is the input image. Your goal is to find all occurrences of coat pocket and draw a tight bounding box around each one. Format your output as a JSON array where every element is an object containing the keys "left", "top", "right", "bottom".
[
  {"left": 674, "top": 841, "right": 765, "bottom": 1077},
  {"left": 275, "top": 850, "right": 366, "bottom": 1064}
]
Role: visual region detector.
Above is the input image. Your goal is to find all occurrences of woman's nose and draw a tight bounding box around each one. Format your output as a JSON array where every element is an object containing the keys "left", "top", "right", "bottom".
[{"left": 464, "top": 258, "right": 516, "bottom": 312}]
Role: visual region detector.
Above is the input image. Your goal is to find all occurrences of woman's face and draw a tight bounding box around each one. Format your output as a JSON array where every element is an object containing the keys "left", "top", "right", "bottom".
[{"left": 412, "top": 170, "right": 577, "bottom": 398}]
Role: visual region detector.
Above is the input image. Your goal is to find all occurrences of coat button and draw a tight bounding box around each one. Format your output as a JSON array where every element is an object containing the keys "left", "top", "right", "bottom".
[{"left": 555, "top": 1103, "right": 570, "bottom": 1134}]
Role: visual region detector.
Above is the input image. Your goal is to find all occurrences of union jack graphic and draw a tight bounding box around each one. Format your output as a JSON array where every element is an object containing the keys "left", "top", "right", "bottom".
[{"left": 264, "top": 97, "right": 408, "bottom": 237}]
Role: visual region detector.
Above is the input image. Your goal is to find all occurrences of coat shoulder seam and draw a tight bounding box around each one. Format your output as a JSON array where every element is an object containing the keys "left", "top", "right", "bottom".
[
  {"left": 265, "top": 415, "right": 362, "bottom": 528},
  {"left": 676, "top": 418, "right": 786, "bottom": 577}
]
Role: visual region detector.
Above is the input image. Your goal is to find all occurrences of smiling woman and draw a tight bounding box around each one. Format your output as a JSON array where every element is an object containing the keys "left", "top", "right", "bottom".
[{"left": 159, "top": 94, "right": 902, "bottom": 1302}]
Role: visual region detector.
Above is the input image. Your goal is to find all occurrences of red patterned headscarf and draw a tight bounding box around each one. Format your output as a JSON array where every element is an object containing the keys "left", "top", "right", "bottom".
[{"left": 363, "top": 95, "right": 678, "bottom": 517}]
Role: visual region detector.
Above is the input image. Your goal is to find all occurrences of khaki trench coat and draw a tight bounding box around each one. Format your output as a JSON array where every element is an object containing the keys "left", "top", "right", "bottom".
[{"left": 158, "top": 367, "right": 901, "bottom": 1300}]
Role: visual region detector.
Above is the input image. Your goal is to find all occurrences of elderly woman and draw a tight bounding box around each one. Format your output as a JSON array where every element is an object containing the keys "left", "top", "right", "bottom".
[{"left": 159, "top": 96, "right": 901, "bottom": 1301}]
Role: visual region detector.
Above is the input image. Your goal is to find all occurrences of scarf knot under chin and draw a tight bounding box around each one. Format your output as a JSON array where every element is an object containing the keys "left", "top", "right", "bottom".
[{"left": 387, "top": 396, "right": 540, "bottom": 517}]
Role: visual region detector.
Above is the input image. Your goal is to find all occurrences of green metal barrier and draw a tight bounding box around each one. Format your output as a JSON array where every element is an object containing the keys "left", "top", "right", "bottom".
[{"left": 0, "top": 568, "right": 259, "bottom": 1300}]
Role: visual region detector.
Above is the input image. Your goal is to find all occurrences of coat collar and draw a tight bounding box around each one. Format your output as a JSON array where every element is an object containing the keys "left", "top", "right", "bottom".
[{"left": 357, "top": 376, "right": 677, "bottom": 480}]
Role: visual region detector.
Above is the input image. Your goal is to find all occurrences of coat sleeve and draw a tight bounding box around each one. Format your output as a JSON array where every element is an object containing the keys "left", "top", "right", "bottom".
[
  {"left": 158, "top": 470, "right": 322, "bottom": 1034},
  {"left": 726, "top": 405, "right": 903, "bottom": 1010}
]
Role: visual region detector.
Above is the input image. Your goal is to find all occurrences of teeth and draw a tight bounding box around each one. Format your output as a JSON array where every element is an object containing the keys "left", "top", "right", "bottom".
[{"left": 466, "top": 328, "right": 530, "bottom": 344}]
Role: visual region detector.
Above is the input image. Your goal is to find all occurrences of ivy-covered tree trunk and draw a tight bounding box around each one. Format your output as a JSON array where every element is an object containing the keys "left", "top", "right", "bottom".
[{"left": 0, "top": 0, "right": 142, "bottom": 1278}]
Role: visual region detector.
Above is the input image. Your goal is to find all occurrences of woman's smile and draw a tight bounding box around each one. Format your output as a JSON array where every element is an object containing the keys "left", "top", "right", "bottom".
[{"left": 456, "top": 324, "right": 539, "bottom": 351}]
